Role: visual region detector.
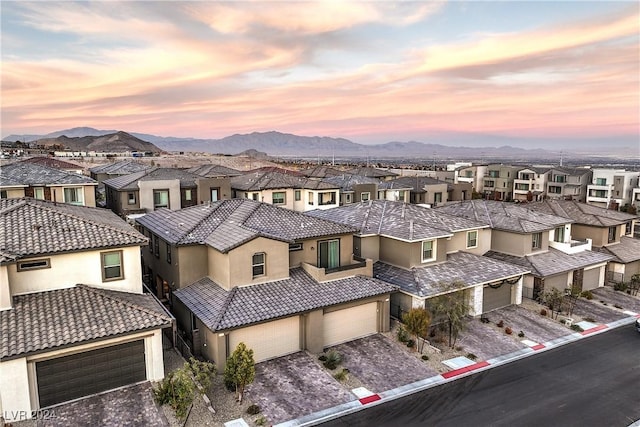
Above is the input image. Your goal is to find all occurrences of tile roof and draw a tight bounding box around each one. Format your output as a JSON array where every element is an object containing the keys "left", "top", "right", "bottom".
[
  {"left": 231, "top": 170, "right": 338, "bottom": 191},
  {"left": 136, "top": 199, "right": 356, "bottom": 252},
  {"left": 103, "top": 167, "right": 203, "bottom": 190},
  {"left": 435, "top": 200, "right": 571, "bottom": 233},
  {"left": 308, "top": 200, "right": 488, "bottom": 241},
  {"left": 0, "top": 162, "right": 96, "bottom": 186},
  {"left": 321, "top": 174, "right": 378, "bottom": 191},
  {"left": 174, "top": 268, "right": 397, "bottom": 331},
  {"left": 527, "top": 200, "right": 638, "bottom": 227},
  {"left": 0, "top": 198, "right": 147, "bottom": 261},
  {"left": 0, "top": 285, "right": 172, "bottom": 360},
  {"left": 188, "top": 164, "right": 242, "bottom": 177},
  {"left": 373, "top": 252, "right": 529, "bottom": 298},
  {"left": 298, "top": 166, "right": 346, "bottom": 178},
  {"left": 379, "top": 176, "right": 445, "bottom": 191},
  {"left": 346, "top": 167, "right": 398, "bottom": 178},
  {"left": 19, "top": 157, "right": 83, "bottom": 170},
  {"left": 548, "top": 166, "right": 592, "bottom": 177},
  {"left": 485, "top": 248, "right": 613, "bottom": 277},
  {"left": 89, "top": 160, "right": 152, "bottom": 175},
  {"left": 597, "top": 237, "right": 640, "bottom": 264}
]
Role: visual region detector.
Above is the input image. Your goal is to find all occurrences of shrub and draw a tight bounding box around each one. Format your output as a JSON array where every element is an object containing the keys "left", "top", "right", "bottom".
[
  {"left": 540, "top": 309, "right": 548, "bottom": 316},
  {"left": 421, "top": 355, "right": 429, "bottom": 361},
  {"left": 560, "top": 319, "right": 566, "bottom": 324},
  {"left": 406, "top": 339, "right": 416, "bottom": 348},
  {"left": 505, "top": 327, "right": 513, "bottom": 335},
  {"left": 497, "top": 320, "right": 504, "bottom": 328},
  {"left": 580, "top": 290, "right": 593, "bottom": 300},
  {"left": 333, "top": 369, "right": 348, "bottom": 382},
  {"left": 466, "top": 353, "right": 477, "bottom": 361},
  {"left": 318, "top": 355, "right": 327, "bottom": 362},
  {"left": 323, "top": 350, "right": 342, "bottom": 370},
  {"left": 584, "top": 317, "right": 596, "bottom": 323},
  {"left": 247, "top": 404, "right": 261, "bottom": 415},
  {"left": 614, "top": 303, "right": 623, "bottom": 309},
  {"left": 256, "top": 416, "right": 267, "bottom": 426},
  {"left": 456, "top": 346, "right": 464, "bottom": 351},
  {"left": 397, "top": 326, "right": 410, "bottom": 343},
  {"left": 614, "top": 282, "right": 628, "bottom": 292},
  {"left": 518, "top": 331, "right": 525, "bottom": 338},
  {"left": 570, "top": 324, "right": 584, "bottom": 332}
]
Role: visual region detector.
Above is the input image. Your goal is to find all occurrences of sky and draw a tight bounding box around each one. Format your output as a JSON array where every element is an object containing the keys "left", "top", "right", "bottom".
[{"left": 1, "top": 1, "right": 639, "bottom": 148}]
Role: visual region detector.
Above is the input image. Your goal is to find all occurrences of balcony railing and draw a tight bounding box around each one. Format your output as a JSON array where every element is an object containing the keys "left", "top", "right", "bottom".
[
  {"left": 549, "top": 238, "right": 592, "bottom": 254},
  {"left": 301, "top": 255, "right": 372, "bottom": 282}
]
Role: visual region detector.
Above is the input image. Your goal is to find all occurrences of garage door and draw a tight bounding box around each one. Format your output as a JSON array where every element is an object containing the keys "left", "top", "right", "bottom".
[
  {"left": 229, "top": 316, "right": 300, "bottom": 363},
  {"left": 482, "top": 283, "right": 512, "bottom": 313},
  {"left": 36, "top": 340, "right": 146, "bottom": 408},
  {"left": 583, "top": 267, "right": 602, "bottom": 291},
  {"left": 323, "top": 302, "right": 378, "bottom": 347}
]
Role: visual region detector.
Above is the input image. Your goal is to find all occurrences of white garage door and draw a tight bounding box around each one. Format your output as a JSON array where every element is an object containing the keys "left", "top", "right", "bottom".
[
  {"left": 323, "top": 302, "right": 378, "bottom": 347},
  {"left": 229, "top": 316, "right": 300, "bottom": 363}
]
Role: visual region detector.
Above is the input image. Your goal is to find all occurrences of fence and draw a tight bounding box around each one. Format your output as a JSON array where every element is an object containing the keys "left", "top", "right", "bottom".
[{"left": 176, "top": 333, "right": 193, "bottom": 360}]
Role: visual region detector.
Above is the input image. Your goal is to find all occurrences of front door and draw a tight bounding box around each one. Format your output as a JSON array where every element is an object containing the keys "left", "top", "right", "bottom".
[
  {"left": 318, "top": 239, "right": 340, "bottom": 269},
  {"left": 211, "top": 188, "right": 219, "bottom": 202}
]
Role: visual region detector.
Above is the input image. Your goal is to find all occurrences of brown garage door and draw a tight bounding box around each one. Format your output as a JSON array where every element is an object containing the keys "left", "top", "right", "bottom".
[
  {"left": 36, "top": 340, "right": 146, "bottom": 408},
  {"left": 483, "top": 283, "right": 512, "bottom": 313}
]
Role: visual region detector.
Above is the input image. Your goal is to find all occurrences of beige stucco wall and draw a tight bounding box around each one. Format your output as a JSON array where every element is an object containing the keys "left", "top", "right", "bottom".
[
  {"left": 379, "top": 236, "right": 446, "bottom": 268},
  {"left": 8, "top": 246, "right": 143, "bottom": 296},
  {"left": 571, "top": 224, "right": 606, "bottom": 247},
  {"left": 0, "top": 358, "right": 31, "bottom": 421},
  {"left": 139, "top": 179, "right": 181, "bottom": 211},
  {"left": 491, "top": 229, "right": 549, "bottom": 257},
  {"left": 304, "top": 309, "right": 324, "bottom": 353},
  {"left": 177, "top": 245, "right": 208, "bottom": 288},
  {"left": 50, "top": 185, "right": 97, "bottom": 207},
  {"left": 196, "top": 177, "right": 231, "bottom": 202},
  {"left": 2, "top": 188, "right": 26, "bottom": 198},
  {"left": 0, "top": 265, "right": 10, "bottom": 310},
  {"left": 289, "top": 235, "right": 354, "bottom": 268},
  {"left": 355, "top": 235, "right": 380, "bottom": 261},
  {"left": 447, "top": 228, "right": 491, "bottom": 255},
  {"left": 545, "top": 273, "right": 570, "bottom": 291}
]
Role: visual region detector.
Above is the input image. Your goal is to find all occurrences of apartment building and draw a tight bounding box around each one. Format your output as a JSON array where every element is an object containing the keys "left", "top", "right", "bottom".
[
  {"left": 586, "top": 169, "right": 640, "bottom": 210},
  {"left": 513, "top": 167, "right": 550, "bottom": 202},
  {"left": 482, "top": 164, "right": 522, "bottom": 201},
  {"left": 546, "top": 167, "right": 592, "bottom": 202}
]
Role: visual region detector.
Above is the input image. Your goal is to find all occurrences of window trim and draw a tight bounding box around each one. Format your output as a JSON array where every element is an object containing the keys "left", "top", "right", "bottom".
[
  {"left": 532, "top": 232, "right": 542, "bottom": 250},
  {"left": 153, "top": 189, "right": 170, "bottom": 209},
  {"left": 272, "top": 191, "right": 286, "bottom": 205},
  {"left": 34, "top": 187, "right": 45, "bottom": 200},
  {"left": 294, "top": 190, "right": 301, "bottom": 201},
  {"left": 289, "top": 243, "right": 303, "bottom": 251},
  {"left": 252, "top": 252, "right": 266, "bottom": 278},
  {"left": 554, "top": 226, "right": 565, "bottom": 243},
  {"left": 608, "top": 226, "right": 617, "bottom": 243},
  {"left": 166, "top": 241, "right": 172, "bottom": 264},
  {"left": 360, "top": 192, "right": 370, "bottom": 202},
  {"left": 63, "top": 186, "right": 84, "bottom": 205},
  {"left": 101, "top": 250, "right": 124, "bottom": 282},
  {"left": 17, "top": 258, "right": 51, "bottom": 271},
  {"left": 421, "top": 240, "right": 436, "bottom": 262},
  {"left": 318, "top": 239, "right": 340, "bottom": 269},
  {"left": 466, "top": 230, "right": 478, "bottom": 249},
  {"left": 345, "top": 193, "right": 352, "bottom": 204},
  {"left": 127, "top": 192, "right": 137, "bottom": 205}
]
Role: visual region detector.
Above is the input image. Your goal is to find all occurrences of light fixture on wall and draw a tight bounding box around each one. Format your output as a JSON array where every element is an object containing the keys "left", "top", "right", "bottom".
[{"left": 310, "top": 246, "right": 315, "bottom": 250}]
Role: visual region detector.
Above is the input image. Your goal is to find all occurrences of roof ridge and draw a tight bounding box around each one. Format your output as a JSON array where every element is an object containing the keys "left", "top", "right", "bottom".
[
  {"left": 0, "top": 199, "right": 28, "bottom": 215},
  {"left": 479, "top": 200, "right": 494, "bottom": 228},
  {"left": 79, "top": 285, "right": 171, "bottom": 322},
  {"left": 211, "top": 286, "right": 238, "bottom": 331}
]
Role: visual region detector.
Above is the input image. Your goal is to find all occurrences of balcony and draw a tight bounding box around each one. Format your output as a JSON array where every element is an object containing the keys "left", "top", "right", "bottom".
[
  {"left": 301, "top": 255, "right": 372, "bottom": 282},
  {"left": 549, "top": 238, "right": 592, "bottom": 254}
]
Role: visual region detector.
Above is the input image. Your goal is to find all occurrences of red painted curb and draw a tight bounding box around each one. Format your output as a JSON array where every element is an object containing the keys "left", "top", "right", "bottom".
[
  {"left": 635, "top": 314, "right": 640, "bottom": 318},
  {"left": 581, "top": 324, "right": 608, "bottom": 335},
  {"left": 359, "top": 394, "right": 381, "bottom": 405},
  {"left": 441, "top": 361, "right": 490, "bottom": 379},
  {"left": 531, "top": 344, "right": 545, "bottom": 351}
]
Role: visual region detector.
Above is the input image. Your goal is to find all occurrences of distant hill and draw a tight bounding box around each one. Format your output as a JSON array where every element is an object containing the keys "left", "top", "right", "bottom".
[{"left": 33, "top": 131, "right": 163, "bottom": 153}]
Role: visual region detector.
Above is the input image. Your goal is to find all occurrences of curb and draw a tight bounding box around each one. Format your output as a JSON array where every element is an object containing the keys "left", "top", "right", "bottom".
[{"left": 274, "top": 314, "right": 639, "bottom": 427}]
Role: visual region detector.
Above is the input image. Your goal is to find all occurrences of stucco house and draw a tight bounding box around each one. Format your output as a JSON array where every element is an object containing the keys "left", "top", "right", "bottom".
[
  {"left": 309, "top": 200, "right": 529, "bottom": 318},
  {"left": 0, "top": 198, "right": 172, "bottom": 421},
  {"left": 89, "top": 160, "right": 152, "bottom": 185},
  {"left": 0, "top": 162, "right": 98, "bottom": 207},
  {"left": 322, "top": 174, "right": 380, "bottom": 205},
  {"left": 135, "top": 199, "right": 395, "bottom": 367},
  {"left": 513, "top": 167, "right": 550, "bottom": 202},
  {"left": 586, "top": 168, "right": 639, "bottom": 210},
  {"left": 436, "top": 200, "right": 612, "bottom": 300},
  {"left": 482, "top": 164, "right": 523, "bottom": 201},
  {"left": 231, "top": 169, "right": 340, "bottom": 212},
  {"left": 527, "top": 199, "right": 639, "bottom": 283},
  {"left": 19, "top": 157, "right": 85, "bottom": 175},
  {"left": 545, "top": 167, "right": 592, "bottom": 202}
]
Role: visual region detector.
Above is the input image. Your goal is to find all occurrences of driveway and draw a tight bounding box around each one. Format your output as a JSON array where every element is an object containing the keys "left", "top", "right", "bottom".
[
  {"left": 591, "top": 287, "right": 640, "bottom": 314},
  {"left": 484, "top": 305, "right": 572, "bottom": 345},
  {"left": 247, "top": 352, "right": 354, "bottom": 425},
  {"left": 328, "top": 334, "right": 437, "bottom": 393},
  {"left": 571, "top": 297, "right": 626, "bottom": 324},
  {"left": 455, "top": 317, "right": 525, "bottom": 361}
]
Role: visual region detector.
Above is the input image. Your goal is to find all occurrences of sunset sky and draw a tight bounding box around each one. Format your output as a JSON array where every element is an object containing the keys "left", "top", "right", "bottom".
[{"left": 2, "top": 1, "right": 639, "bottom": 148}]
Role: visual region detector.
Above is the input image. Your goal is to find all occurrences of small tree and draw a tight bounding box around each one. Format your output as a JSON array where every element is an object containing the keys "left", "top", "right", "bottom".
[
  {"left": 402, "top": 307, "right": 432, "bottom": 352},
  {"left": 563, "top": 284, "right": 582, "bottom": 317},
  {"left": 542, "top": 288, "right": 564, "bottom": 320},
  {"left": 629, "top": 274, "right": 640, "bottom": 297},
  {"left": 154, "top": 358, "right": 216, "bottom": 420},
  {"left": 431, "top": 281, "right": 469, "bottom": 348},
  {"left": 224, "top": 342, "right": 256, "bottom": 403}
]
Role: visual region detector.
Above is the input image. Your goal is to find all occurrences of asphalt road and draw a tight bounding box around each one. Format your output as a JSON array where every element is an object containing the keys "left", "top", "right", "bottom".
[{"left": 322, "top": 326, "right": 640, "bottom": 427}]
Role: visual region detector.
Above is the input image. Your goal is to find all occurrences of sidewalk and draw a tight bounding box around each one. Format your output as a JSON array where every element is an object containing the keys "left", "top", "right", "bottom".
[{"left": 275, "top": 312, "right": 640, "bottom": 427}]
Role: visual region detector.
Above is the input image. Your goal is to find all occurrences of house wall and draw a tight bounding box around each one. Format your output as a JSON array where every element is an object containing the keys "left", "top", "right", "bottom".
[
  {"left": 0, "top": 358, "right": 31, "bottom": 421},
  {"left": 0, "top": 265, "right": 10, "bottom": 310},
  {"left": 491, "top": 230, "right": 549, "bottom": 256},
  {"left": 196, "top": 177, "right": 231, "bottom": 203},
  {"left": 1, "top": 188, "right": 26, "bottom": 198},
  {"left": 50, "top": 185, "right": 97, "bottom": 207},
  {"left": 139, "top": 179, "right": 181, "bottom": 211},
  {"left": 379, "top": 237, "right": 446, "bottom": 268},
  {"left": 289, "top": 235, "right": 354, "bottom": 268},
  {"left": 353, "top": 184, "right": 379, "bottom": 202},
  {"left": 8, "top": 246, "right": 143, "bottom": 296},
  {"left": 571, "top": 224, "right": 606, "bottom": 247},
  {"left": 177, "top": 245, "right": 208, "bottom": 288},
  {"left": 355, "top": 235, "right": 380, "bottom": 262},
  {"left": 447, "top": 228, "right": 491, "bottom": 255},
  {"left": 544, "top": 273, "right": 570, "bottom": 291}
]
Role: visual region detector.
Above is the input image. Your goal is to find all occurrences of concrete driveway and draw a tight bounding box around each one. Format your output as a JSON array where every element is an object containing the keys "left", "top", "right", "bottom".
[{"left": 327, "top": 334, "right": 437, "bottom": 393}]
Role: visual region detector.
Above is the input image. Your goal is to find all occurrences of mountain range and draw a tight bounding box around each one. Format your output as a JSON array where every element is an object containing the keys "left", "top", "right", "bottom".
[
  {"left": 15, "top": 130, "right": 163, "bottom": 153},
  {"left": 4, "top": 127, "right": 633, "bottom": 160}
]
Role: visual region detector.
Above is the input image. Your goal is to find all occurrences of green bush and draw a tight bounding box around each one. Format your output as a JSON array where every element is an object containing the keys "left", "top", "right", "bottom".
[
  {"left": 318, "top": 354, "right": 327, "bottom": 362},
  {"left": 406, "top": 339, "right": 416, "bottom": 348},
  {"left": 246, "top": 404, "right": 261, "bottom": 415},
  {"left": 540, "top": 308, "right": 548, "bottom": 316},
  {"left": 421, "top": 355, "right": 429, "bottom": 361},
  {"left": 333, "top": 368, "right": 349, "bottom": 382},
  {"left": 614, "top": 282, "right": 628, "bottom": 292},
  {"left": 518, "top": 331, "right": 525, "bottom": 338},
  {"left": 560, "top": 319, "right": 566, "bottom": 324},
  {"left": 580, "top": 290, "right": 593, "bottom": 300},
  {"left": 570, "top": 324, "right": 584, "bottom": 332},
  {"left": 466, "top": 353, "right": 477, "bottom": 361},
  {"left": 323, "top": 350, "right": 342, "bottom": 370},
  {"left": 396, "top": 325, "right": 410, "bottom": 343},
  {"left": 256, "top": 416, "right": 267, "bottom": 426}
]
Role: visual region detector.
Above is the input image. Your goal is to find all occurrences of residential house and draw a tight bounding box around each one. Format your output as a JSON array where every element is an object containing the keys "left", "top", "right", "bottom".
[
  {"left": 586, "top": 169, "right": 640, "bottom": 210},
  {"left": 456, "top": 164, "right": 488, "bottom": 193},
  {"left": 436, "top": 200, "right": 612, "bottom": 300},
  {"left": 187, "top": 164, "right": 243, "bottom": 178},
  {"left": 135, "top": 199, "right": 395, "bottom": 367},
  {"left": 482, "top": 164, "right": 522, "bottom": 201},
  {"left": 298, "top": 165, "right": 345, "bottom": 179},
  {"left": 346, "top": 167, "right": 398, "bottom": 181},
  {"left": 0, "top": 162, "right": 98, "bottom": 206},
  {"left": 632, "top": 182, "right": 640, "bottom": 213},
  {"left": 103, "top": 167, "right": 231, "bottom": 216},
  {"left": 513, "top": 167, "right": 550, "bottom": 202},
  {"left": 231, "top": 169, "right": 340, "bottom": 211},
  {"left": 0, "top": 198, "right": 172, "bottom": 421},
  {"left": 527, "top": 200, "right": 639, "bottom": 283},
  {"left": 382, "top": 176, "right": 467, "bottom": 206},
  {"left": 546, "top": 167, "right": 592, "bottom": 202},
  {"left": 19, "top": 156, "right": 85, "bottom": 175},
  {"left": 322, "top": 174, "right": 380, "bottom": 204},
  {"left": 377, "top": 179, "right": 413, "bottom": 203},
  {"left": 89, "top": 160, "right": 152, "bottom": 185},
  {"left": 309, "top": 200, "right": 529, "bottom": 318}
]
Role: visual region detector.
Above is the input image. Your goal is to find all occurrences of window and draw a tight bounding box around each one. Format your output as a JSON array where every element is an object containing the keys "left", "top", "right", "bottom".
[
  {"left": 625, "top": 222, "right": 632, "bottom": 235},
  {"left": 252, "top": 193, "right": 259, "bottom": 201},
  {"left": 548, "top": 186, "right": 561, "bottom": 194},
  {"left": 434, "top": 192, "right": 442, "bottom": 204},
  {"left": 17, "top": 258, "right": 50, "bottom": 271},
  {"left": 318, "top": 239, "right": 340, "bottom": 269},
  {"left": 555, "top": 175, "right": 566, "bottom": 183},
  {"left": 210, "top": 188, "right": 219, "bottom": 202},
  {"left": 590, "top": 189, "right": 607, "bottom": 198},
  {"left": 554, "top": 226, "right": 565, "bottom": 243},
  {"left": 398, "top": 190, "right": 405, "bottom": 201},
  {"left": 345, "top": 193, "right": 352, "bottom": 204},
  {"left": 101, "top": 251, "right": 123, "bottom": 281},
  {"left": 319, "top": 191, "right": 336, "bottom": 205},
  {"left": 272, "top": 192, "right": 286, "bottom": 204},
  {"left": 252, "top": 253, "right": 265, "bottom": 277},
  {"left": 596, "top": 178, "right": 607, "bottom": 185},
  {"left": 378, "top": 191, "right": 385, "bottom": 199},
  {"left": 34, "top": 187, "right": 45, "bottom": 200},
  {"left": 489, "top": 170, "right": 499, "bottom": 178},
  {"left": 361, "top": 192, "right": 370, "bottom": 201},
  {"left": 608, "top": 226, "right": 617, "bottom": 243},
  {"left": 294, "top": 190, "right": 301, "bottom": 201},
  {"left": 308, "top": 191, "right": 314, "bottom": 205},
  {"left": 485, "top": 180, "right": 495, "bottom": 188},
  {"left": 422, "top": 240, "right": 435, "bottom": 262},
  {"left": 466, "top": 231, "right": 478, "bottom": 249},
  {"left": 515, "top": 183, "right": 529, "bottom": 191},
  {"left": 185, "top": 189, "right": 192, "bottom": 201},
  {"left": 63, "top": 187, "right": 84, "bottom": 205},
  {"left": 0, "top": 190, "right": 6, "bottom": 199},
  {"left": 154, "top": 234, "right": 160, "bottom": 257},
  {"left": 166, "top": 242, "right": 172, "bottom": 264},
  {"left": 153, "top": 190, "right": 169, "bottom": 208},
  {"left": 532, "top": 232, "right": 542, "bottom": 250},
  {"left": 127, "top": 192, "right": 136, "bottom": 205},
  {"left": 289, "top": 243, "right": 303, "bottom": 251}
]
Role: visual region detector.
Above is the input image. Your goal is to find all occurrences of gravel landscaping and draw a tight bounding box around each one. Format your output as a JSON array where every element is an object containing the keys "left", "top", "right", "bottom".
[{"left": 591, "top": 287, "right": 640, "bottom": 314}]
